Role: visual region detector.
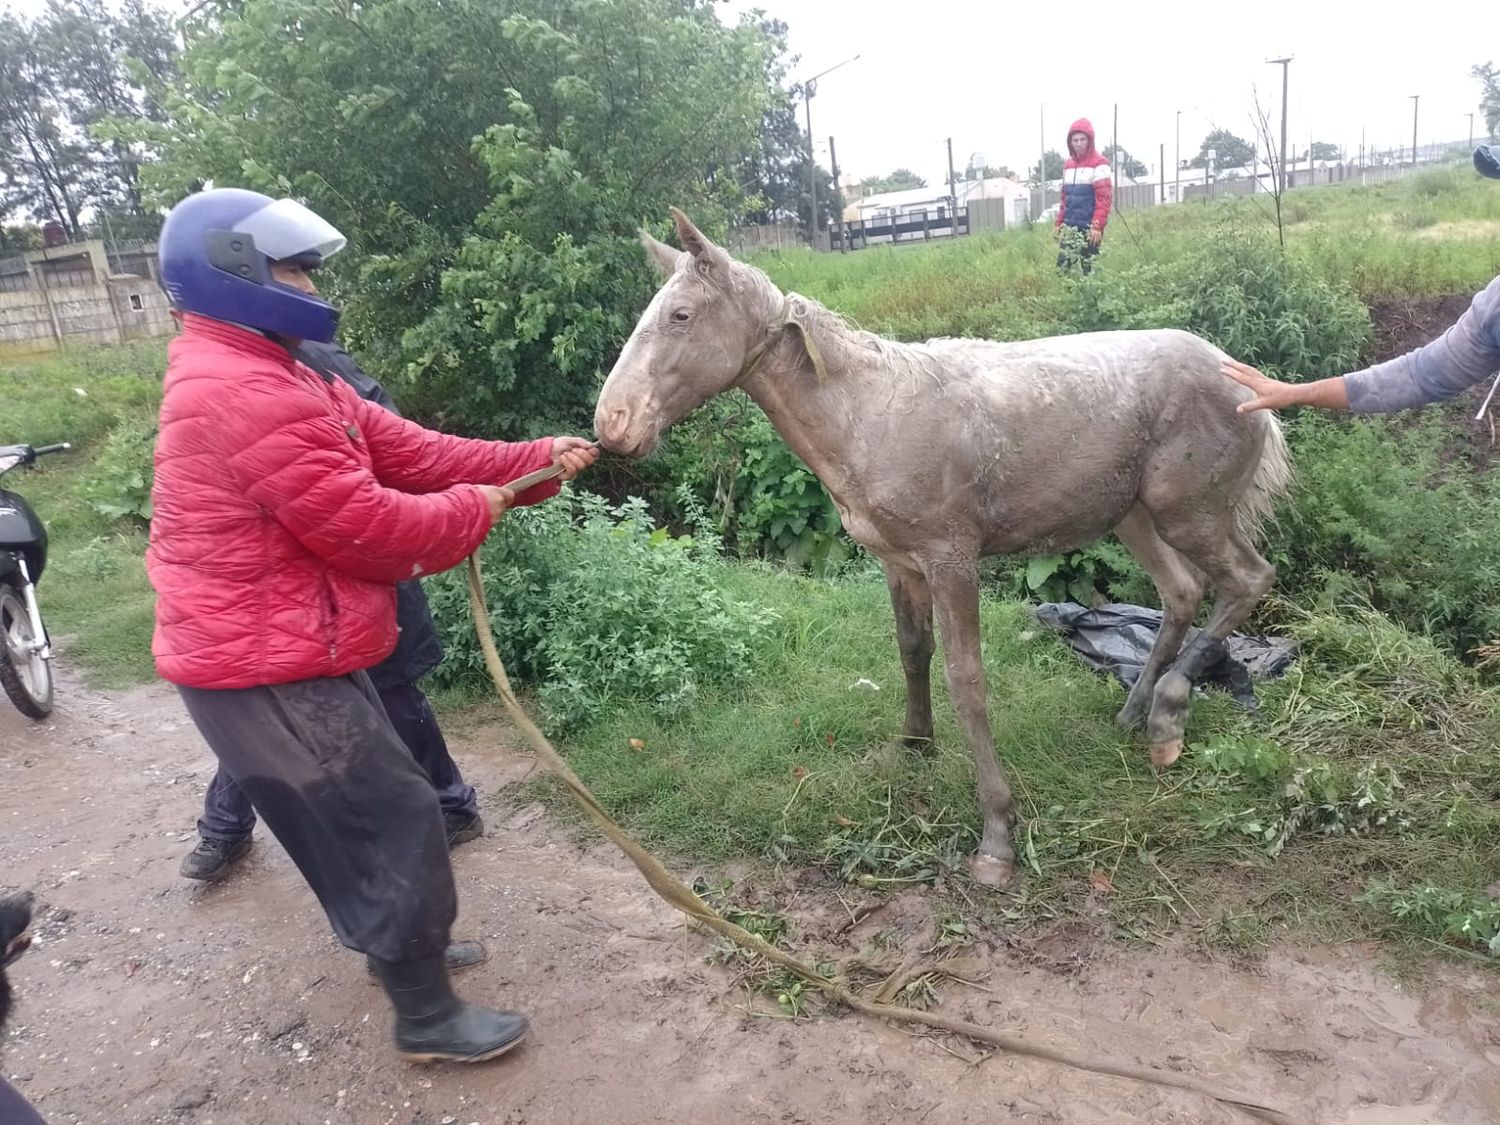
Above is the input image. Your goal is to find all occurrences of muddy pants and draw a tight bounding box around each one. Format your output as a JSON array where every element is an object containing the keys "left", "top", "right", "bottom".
[
  {"left": 177, "top": 671, "right": 456, "bottom": 963},
  {"left": 198, "top": 681, "right": 478, "bottom": 843}
]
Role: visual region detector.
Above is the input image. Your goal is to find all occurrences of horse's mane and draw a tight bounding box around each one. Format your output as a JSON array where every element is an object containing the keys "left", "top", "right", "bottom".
[{"left": 738, "top": 263, "right": 949, "bottom": 393}]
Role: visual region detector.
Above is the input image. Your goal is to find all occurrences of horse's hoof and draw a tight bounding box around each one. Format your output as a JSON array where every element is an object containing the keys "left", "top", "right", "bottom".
[
  {"left": 969, "top": 852, "right": 1015, "bottom": 887},
  {"left": 900, "top": 733, "right": 936, "bottom": 756},
  {"left": 1150, "top": 739, "right": 1184, "bottom": 768}
]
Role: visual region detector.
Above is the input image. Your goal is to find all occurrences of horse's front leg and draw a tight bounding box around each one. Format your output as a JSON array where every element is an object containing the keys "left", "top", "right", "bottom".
[
  {"left": 883, "top": 560, "right": 935, "bottom": 751},
  {"left": 925, "top": 560, "right": 1016, "bottom": 886}
]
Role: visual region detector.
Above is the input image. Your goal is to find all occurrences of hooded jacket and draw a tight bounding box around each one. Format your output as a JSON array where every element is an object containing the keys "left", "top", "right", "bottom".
[{"left": 1057, "top": 118, "right": 1113, "bottom": 234}]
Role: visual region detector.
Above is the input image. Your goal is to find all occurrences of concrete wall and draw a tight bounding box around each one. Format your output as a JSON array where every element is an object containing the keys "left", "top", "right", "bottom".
[{"left": 0, "top": 274, "right": 173, "bottom": 357}]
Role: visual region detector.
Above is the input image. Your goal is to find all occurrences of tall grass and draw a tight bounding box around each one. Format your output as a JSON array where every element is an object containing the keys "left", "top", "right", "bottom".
[
  {"left": 533, "top": 565, "right": 1500, "bottom": 956},
  {"left": 0, "top": 342, "right": 164, "bottom": 686},
  {"left": 753, "top": 164, "right": 1500, "bottom": 338}
]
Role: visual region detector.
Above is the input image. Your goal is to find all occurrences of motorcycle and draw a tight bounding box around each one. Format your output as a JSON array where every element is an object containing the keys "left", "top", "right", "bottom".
[{"left": 0, "top": 442, "right": 70, "bottom": 719}]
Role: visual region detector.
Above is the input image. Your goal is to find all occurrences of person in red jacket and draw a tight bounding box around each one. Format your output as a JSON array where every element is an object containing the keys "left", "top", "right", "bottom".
[
  {"left": 149, "top": 187, "right": 597, "bottom": 1065},
  {"left": 1055, "top": 118, "right": 1112, "bottom": 274}
]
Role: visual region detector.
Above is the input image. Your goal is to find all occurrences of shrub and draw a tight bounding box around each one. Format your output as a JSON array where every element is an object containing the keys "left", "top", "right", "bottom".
[
  {"left": 81, "top": 411, "right": 157, "bottom": 524},
  {"left": 1266, "top": 413, "right": 1500, "bottom": 656},
  {"left": 423, "top": 488, "right": 776, "bottom": 731}
]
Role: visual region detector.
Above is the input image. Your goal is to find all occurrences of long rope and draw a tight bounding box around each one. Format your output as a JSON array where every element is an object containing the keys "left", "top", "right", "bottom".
[{"left": 463, "top": 545, "right": 1293, "bottom": 1125}]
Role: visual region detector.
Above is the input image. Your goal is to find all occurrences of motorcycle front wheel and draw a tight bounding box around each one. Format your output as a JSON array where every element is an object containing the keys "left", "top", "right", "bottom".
[{"left": 0, "top": 577, "right": 53, "bottom": 719}]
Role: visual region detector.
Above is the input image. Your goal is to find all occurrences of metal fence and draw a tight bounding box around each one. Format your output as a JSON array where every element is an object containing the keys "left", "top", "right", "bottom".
[{"left": 741, "top": 137, "right": 1482, "bottom": 253}]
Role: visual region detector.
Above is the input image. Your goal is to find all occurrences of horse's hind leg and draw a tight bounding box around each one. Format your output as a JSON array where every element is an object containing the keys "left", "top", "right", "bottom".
[
  {"left": 1111, "top": 505, "right": 1206, "bottom": 733},
  {"left": 1145, "top": 519, "right": 1276, "bottom": 766}
]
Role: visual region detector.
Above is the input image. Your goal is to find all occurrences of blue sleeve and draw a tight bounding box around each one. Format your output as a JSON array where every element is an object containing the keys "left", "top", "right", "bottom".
[{"left": 1344, "top": 276, "right": 1500, "bottom": 413}]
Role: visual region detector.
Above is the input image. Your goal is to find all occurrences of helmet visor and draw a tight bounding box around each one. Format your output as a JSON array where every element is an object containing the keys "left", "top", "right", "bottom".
[{"left": 233, "top": 198, "right": 347, "bottom": 263}]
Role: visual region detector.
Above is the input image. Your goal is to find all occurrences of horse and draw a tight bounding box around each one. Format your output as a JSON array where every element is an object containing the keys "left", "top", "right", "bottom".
[{"left": 594, "top": 208, "right": 1291, "bottom": 886}]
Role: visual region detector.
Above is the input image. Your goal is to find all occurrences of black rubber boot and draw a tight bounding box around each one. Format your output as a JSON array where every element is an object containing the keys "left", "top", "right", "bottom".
[
  {"left": 365, "top": 940, "right": 488, "bottom": 976},
  {"left": 443, "top": 810, "right": 484, "bottom": 849},
  {"left": 371, "top": 953, "right": 529, "bottom": 1064},
  {"left": 179, "top": 835, "right": 252, "bottom": 881}
]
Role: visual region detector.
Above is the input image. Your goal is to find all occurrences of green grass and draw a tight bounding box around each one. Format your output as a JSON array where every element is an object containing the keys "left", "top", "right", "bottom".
[
  {"left": 0, "top": 341, "right": 164, "bottom": 686},
  {"left": 750, "top": 160, "right": 1500, "bottom": 345},
  {"left": 523, "top": 564, "right": 1500, "bottom": 960}
]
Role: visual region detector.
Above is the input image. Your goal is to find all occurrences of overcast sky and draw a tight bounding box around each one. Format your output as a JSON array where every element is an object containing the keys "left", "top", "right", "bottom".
[
  {"left": 4, "top": 0, "right": 1491, "bottom": 188},
  {"left": 720, "top": 0, "right": 1494, "bottom": 186}
]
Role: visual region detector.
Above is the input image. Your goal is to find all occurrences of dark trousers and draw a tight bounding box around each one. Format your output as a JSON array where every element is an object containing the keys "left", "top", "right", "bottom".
[
  {"left": 0, "top": 1076, "right": 47, "bottom": 1125},
  {"left": 178, "top": 672, "right": 456, "bottom": 961},
  {"left": 198, "top": 680, "right": 476, "bottom": 843},
  {"left": 1056, "top": 228, "right": 1101, "bottom": 274}
]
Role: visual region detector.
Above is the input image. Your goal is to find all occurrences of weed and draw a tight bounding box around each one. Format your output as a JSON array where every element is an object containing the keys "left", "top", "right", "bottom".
[{"left": 1359, "top": 881, "right": 1500, "bottom": 958}]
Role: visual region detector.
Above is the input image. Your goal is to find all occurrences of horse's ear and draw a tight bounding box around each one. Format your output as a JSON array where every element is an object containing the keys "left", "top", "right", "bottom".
[
  {"left": 640, "top": 230, "right": 682, "bottom": 278},
  {"left": 670, "top": 207, "right": 729, "bottom": 272}
]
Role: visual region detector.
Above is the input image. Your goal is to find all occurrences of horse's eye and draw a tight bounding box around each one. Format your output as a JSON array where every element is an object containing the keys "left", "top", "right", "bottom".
[{"left": 671, "top": 308, "right": 691, "bottom": 323}]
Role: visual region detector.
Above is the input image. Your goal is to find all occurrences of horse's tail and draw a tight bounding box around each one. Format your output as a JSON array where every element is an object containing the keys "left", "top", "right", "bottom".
[{"left": 1236, "top": 412, "right": 1292, "bottom": 541}]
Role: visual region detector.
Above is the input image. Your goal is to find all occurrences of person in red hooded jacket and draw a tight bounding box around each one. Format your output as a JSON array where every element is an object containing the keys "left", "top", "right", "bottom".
[
  {"left": 149, "top": 187, "right": 597, "bottom": 1066},
  {"left": 1055, "top": 118, "right": 1113, "bottom": 274}
]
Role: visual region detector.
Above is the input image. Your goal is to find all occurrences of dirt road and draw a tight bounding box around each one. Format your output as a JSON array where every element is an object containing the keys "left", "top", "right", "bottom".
[{"left": 3, "top": 666, "right": 1498, "bottom": 1125}]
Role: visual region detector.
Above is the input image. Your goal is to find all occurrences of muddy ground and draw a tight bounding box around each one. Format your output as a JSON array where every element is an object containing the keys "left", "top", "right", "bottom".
[
  {"left": 1364, "top": 294, "right": 1475, "bottom": 366},
  {"left": 1361, "top": 292, "right": 1498, "bottom": 473},
  {"left": 3, "top": 660, "right": 1500, "bottom": 1125}
]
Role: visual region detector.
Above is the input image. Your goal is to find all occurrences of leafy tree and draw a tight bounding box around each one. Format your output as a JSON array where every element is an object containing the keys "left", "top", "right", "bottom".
[
  {"left": 858, "top": 168, "right": 926, "bottom": 195},
  {"left": 0, "top": 223, "right": 40, "bottom": 254},
  {"left": 0, "top": 13, "right": 91, "bottom": 234},
  {"left": 1310, "top": 141, "right": 1340, "bottom": 162},
  {"left": 1101, "top": 144, "right": 1146, "bottom": 178},
  {"left": 1475, "top": 62, "right": 1499, "bottom": 138},
  {"left": 0, "top": 1, "right": 176, "bottom": 234},
  {"left": 733, "top": 16, "right": 840, "bottom": 237},
  {"left": 125, "top": 0, "right": 785, "bottom": 437},
  {"left": 55, "top": 0, "right": 177, "bottom": 215},
  {"left": 1188, "top": 129, "right": 1255, "bottom": 170},
  {"left": 1026, "top": 150, "right": 1063, "bottom": 186}
]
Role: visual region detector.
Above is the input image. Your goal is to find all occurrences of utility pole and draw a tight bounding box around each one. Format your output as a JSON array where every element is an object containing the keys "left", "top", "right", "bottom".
[
  {"left": 1039, "top": 103, "right": 1047, "bottom": 217},
  {"left": 1159, "top": 141, "right": 1165, "bottom": 204},
  {"left": 803, "top": 95, "right": 817, "bottom": 247},
  {"left": 800, "top": 54, "right": 860, "bottom": 251},
  {"left": 1267, "top": 57, "right": 1292, "bottom": 194},
  {"left": 1112, "top": 103, "right": 1119, "bottom": 197},
  {"left": 1175, "top": 109, "right": 1181, "bottom": 204},
  {"left": 945, "top": 136, "right": 958, "bottom": 238},
  {"left": 829, "top": 135, "right": 845, "bottom": 253},
  {"left": 1409, "top": 95, "right": 1420, "bottom": 167},
  {"left": 1469, "top": 113, "right": 1476, "bottom": 150}
]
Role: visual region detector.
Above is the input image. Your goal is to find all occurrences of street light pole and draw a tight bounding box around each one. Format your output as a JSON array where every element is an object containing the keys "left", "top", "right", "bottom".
[
  {"left": 800, "top": 54, "right": 860, "bottom": 250},
  {"left": 1267, "top": 57, "right": 1292, "bottom": 193},
  {"left": 946, "top": 136, "right": 958, "bottom": 237},
  {"left": 828, "top": 135, "right": 845, "bottom": 253}
]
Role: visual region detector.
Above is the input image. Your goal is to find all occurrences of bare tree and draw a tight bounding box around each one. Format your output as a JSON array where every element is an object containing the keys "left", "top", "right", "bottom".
[{"left": 1249, "top": 84, "right": 1288, "bottom": 248}]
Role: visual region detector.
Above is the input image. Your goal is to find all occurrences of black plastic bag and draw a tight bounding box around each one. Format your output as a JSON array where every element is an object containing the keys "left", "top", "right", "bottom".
[{"left": 1032, "top": 602, "right": 1298, "bottom": 713}]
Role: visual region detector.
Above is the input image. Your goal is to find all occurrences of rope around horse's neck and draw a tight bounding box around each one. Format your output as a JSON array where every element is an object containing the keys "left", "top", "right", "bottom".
[
  {"left": 462, "top": 534, "right": 1293, "bottom": 1124},
  {"left": 734, "top": 293, "right": 832, "bottom": 388}
]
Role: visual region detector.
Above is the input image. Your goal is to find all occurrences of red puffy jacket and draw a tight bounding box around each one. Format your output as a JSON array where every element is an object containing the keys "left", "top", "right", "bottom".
[{"left": 147, "top": 315, "right": 559, "bottom": 689}]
